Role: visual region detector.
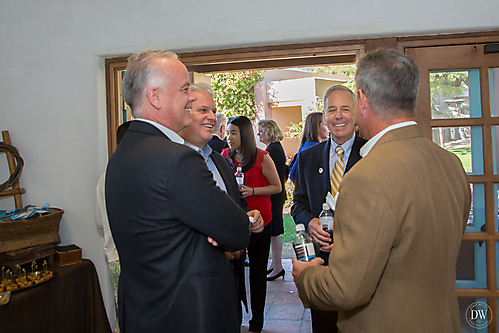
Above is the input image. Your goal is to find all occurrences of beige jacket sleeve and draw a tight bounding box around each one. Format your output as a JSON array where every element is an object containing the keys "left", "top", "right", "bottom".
[{"left": 297, "top": 168, "right": 396, "bottom": 311}]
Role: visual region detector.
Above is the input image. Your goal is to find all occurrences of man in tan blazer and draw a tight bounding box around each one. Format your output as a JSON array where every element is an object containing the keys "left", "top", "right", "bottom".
[{"left": 292, "top": 49, "right": 471, "bottom": 332}]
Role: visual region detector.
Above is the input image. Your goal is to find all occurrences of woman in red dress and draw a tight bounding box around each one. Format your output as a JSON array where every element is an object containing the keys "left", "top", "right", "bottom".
[{"left": 222, "top": 116, "right": 281, "bottom": 333}]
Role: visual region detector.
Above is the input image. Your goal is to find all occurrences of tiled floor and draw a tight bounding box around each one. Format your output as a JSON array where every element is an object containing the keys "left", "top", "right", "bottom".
[{"left": 240, "top": 259, "right": 312, "bottom": 333}]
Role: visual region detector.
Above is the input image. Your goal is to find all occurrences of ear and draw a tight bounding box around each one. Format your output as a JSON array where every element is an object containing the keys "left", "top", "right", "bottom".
[
  {"left": 147, "top": 87, "right": 162, "bottom": 110},
  {"left": 357, "top": 89, "right": 369, "bottom": 117},
  {"left": 220, "top": 124, "right": 225, "bottom": 135}
]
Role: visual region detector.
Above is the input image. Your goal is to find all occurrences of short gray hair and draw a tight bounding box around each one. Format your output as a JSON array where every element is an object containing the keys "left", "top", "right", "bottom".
[
  {"left": 122, "top": 50, "right": 178, "bottom": 117},
  {"left": 355, "top": 49, "right": 419, "bottom": 119},
  {"left": 214, "top": 112, "right": 227, "bottom": 132},
  {"left": 323, "top": 85, "right": 355, "bottom": 111},
  {"left": 190, "top": 82, "right": 214, "bottom": 97}
]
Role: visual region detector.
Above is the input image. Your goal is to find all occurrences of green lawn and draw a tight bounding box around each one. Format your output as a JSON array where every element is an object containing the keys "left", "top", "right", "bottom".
[
  {"left": 448, "top": 147, "right": 471, "bottom": 172},
  {"left": 282, "top": 213, "right": 296, "bottom": 243}
]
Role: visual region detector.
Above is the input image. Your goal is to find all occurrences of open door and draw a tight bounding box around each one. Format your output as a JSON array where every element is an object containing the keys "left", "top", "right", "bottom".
[{"left": 406, "top": 43, "right": 499, "bottom": 333}]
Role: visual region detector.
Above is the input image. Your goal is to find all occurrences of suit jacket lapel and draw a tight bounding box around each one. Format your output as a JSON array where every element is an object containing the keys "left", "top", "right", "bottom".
[
  {"left": 211, "top": 153, "right": 237, "bottom": 199},
  {"left": 319, "top": 139, "right": 331, "bottom": 194}
]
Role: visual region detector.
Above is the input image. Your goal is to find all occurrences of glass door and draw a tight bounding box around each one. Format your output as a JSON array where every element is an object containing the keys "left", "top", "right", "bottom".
[{"left": 406, "top": 44, "right": 499, "bottom": 332}]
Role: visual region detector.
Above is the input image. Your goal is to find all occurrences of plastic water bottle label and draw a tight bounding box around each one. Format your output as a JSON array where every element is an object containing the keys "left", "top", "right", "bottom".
[
  {"left": 320, "top": 216, "right": 334, "bottom": 243},
  {"left": 294, "top": 243, "right": 316, "bottom": 262}
]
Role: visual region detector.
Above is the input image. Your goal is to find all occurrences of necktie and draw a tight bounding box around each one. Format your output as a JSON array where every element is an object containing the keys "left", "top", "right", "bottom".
[{"left": 330, "top": 146, "right": 345, "bottom": 197}]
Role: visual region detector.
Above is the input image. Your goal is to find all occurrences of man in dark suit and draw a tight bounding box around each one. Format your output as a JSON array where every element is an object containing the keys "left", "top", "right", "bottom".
[
  {"left": 178, "top": 82, "right": 264, "bottom": 327},
  {"left": 293, "top": 49, "right": 470, "bottom": 333},
  {"left": 291, "top": 85, "right": 367, "bottom": 333},
  {"left": 207, "top": 112, "right": 228, "bottom": 152},
  {"left": 105, "top": 50, "right": 252, "bottom": 333}
]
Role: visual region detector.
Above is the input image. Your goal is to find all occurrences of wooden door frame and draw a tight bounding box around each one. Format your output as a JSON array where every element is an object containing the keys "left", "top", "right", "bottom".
[
  {"left": 105, "top": 31, "right": 499, "bottom": 157},
  {"left": 399, "top": 33, "right": 499, "bottom": 138},
  {"left": 404, "top": 36, "right": 499, "bottom": 332},
  {"left": 105, "top": 41, "right": 366, "bottom": 157},
  {"left": 105, "top": 58, "right": 128, "bottom": 156}
]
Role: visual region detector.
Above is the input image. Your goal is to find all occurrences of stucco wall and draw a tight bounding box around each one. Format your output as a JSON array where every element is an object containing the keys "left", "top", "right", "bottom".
[
  {"left": 271, "top": 106, "right": 303, "bottom": 157},
  {"left": 1, "top": 0, "right": 498, "bottom": 326}
]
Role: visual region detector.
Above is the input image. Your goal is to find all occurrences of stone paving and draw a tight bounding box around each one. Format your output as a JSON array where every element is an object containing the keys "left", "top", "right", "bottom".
[{"left": 240, "top": 259, "right": 312, "bottom": 333}]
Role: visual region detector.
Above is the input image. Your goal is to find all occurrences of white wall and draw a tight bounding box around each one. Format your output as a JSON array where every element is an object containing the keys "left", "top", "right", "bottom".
[
  {"left": 270, "top": 77, "right": 318, "bottom": 115},
  {"left": 1, "top": 0, "right": 498, "bottom": 326}
]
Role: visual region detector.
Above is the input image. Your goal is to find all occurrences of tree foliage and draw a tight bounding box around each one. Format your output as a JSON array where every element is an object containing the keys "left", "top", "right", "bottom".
[
  {"left": 210, "top": 71, "right": 264, "bottom": 120},
  {"left": 285, "top": 98, "right": 324, "bottom": 140},
  {"left": 430, "top": 71, "right": 469, "bottom": 100},
  {"left": 315, "top": 65, "right": 356, "bottom": 90},
  {"left": 430, "top": 71, "right": 470, "bottom": 117},
  {"left": 286, "top": 121, "right": 304, "bottom": 140},
  {"left": 285, "top": 64, "right": 355, "bottom": 139}
]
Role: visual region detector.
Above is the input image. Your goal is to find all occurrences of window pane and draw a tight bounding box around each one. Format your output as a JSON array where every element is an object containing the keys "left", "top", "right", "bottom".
[
  {"left": 491, "top": 68, "right": 499, "bottom": 117},
  {"left": 468, "top": 184, "right": 485, "bottom": 232},
  {"left": 497, "top": 241, "right": 499, "bottom": 290},
  {"left": 495, "top": 184, "right": 499, "bottom": 231},
  {"left": 432, "top": 126, "right": 484, "bottom": 175},
  {"left": 430, "top": 70, "right": 481, "bottom": 119},
  {"left": 459, "top": 297, "right": 489, "bottom": 332},
  {"left": 457, "top": 241, "right": 486, "bottom": 289},
  {"left": 493, "top": 126, "right": 498, "bottom": 175},
  {"left": 120, "top": 70, "right": 132, "bottom": 123}
]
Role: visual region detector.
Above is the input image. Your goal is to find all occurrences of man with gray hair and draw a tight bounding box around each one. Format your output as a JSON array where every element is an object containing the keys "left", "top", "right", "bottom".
[
  {"left": 291, "top": 84, "right": 366, "bottom": 333},
  {"left": 208, "top": 111, "right": 229, "bottom": 153},
  {"left": 178, "top": 82, "right": 264, "bottom": 329},
  {"left": 106, "top": 50, "right": 251, "bottom": 333},
  {"left": 293, "top": 49, "right": 471, "bottom": 332}
]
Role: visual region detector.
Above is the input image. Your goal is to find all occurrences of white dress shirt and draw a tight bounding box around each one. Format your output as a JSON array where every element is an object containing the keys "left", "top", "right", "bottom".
[
  {"left": 360, "top": 121, "right": 417, "bottom": 157},
  {"left": 134, "top": 118, "right": 185, "bottom": 144},
  {"left": 95, "top": 172, "right": 118, "bottom": 263}
]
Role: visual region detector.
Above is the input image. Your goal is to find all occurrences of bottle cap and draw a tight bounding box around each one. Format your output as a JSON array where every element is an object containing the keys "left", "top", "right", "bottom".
[
  {"left": 322, "top": 203, "right": 329, "bottom": 210},
  {"left": 236, "top": 167, "right": 242, "bottom": 172},
  {"left": 296, "top": 224, "right": 305, "bottom": 232}
]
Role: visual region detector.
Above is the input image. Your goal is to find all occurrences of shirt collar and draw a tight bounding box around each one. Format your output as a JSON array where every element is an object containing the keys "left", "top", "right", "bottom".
[
  {"left": 134, "top": 118, "right": 185, "bottom": 144},
  {"left": 183, "top": 141, "right": 212, "bottom": 162},
  {"left": 330, "top": 131, "right": 356, "bottom": 153},
  {"left": 360, "top": 121, "right": 417, "bottom": 157},
  {"left": 201, "top": 143, "right": 213, "bottom": 162}
]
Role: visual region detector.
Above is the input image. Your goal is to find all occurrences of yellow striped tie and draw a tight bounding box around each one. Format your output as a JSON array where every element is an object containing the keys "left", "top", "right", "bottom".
[{"left": 330, "top": 146, "right": 345, "bottom": 197}]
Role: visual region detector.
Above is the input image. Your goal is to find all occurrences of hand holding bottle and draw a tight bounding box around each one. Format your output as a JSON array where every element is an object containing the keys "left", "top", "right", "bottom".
[
  {"left": 319, "top": 203, "right": 334, "bottom": 244},
  {"left": 238, "top": 184, "right": 254, "bottom": 197},
  {"left": 247, "top": 210, "right": 264, "bottom": 233},
  {"left": 307, "top": 218, "right": 333, "bottom": 251},
  {"left": 291, "top": 257, "right": 324, "bottom": 284}
]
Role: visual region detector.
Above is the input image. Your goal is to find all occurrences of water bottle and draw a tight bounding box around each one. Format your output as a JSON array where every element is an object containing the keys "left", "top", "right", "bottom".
[
  {"left": 235, "top": 167, "right": 245, "bottom": 185},
  {"left": 248, "top": 216, "right": 254, "bottom": 235},
  {"left": 293, "top": 224, "right": 316, "bottom": 262},
  {"left": 319, "top": 203, "right": 334, "bottom": 244}
]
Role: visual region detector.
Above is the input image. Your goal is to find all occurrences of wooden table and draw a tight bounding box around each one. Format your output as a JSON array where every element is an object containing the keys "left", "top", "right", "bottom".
[{"left": 0, "top": 259, "right": 112, "bottom": 333}]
